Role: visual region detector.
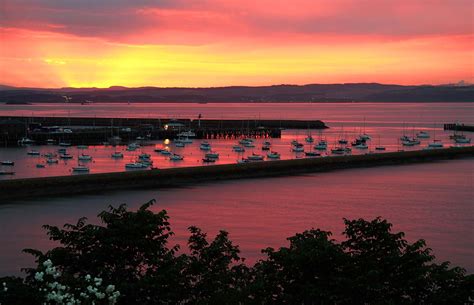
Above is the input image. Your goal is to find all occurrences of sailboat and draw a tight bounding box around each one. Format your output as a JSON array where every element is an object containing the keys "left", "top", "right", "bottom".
[
  {"left": 427, "top": 124, "right": 444, "bottom": 148},
  {"left": 338, "top": 125, "right": 348, "bottom": 144},
  {"left": 359, "top": 117, "right": 371, "bottom": 140},
  {"left": 375, "top": 135, "right": 386, "bottom": 151}
]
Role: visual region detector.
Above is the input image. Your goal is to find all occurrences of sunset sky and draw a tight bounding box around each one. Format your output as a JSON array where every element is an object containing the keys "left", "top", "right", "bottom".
[{"left": 0, "top": 0, "right": 473, "bottom": 88}]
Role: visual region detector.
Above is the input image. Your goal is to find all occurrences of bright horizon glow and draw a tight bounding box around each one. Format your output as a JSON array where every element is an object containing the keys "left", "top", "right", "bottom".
[{"left": 0, "top": 0, "right": 473, "bottom": 88}]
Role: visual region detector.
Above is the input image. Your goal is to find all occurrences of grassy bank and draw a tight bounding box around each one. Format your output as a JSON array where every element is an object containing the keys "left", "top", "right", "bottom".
[{"left": 1, "top": 146, "right": 473, "bottom": 200}]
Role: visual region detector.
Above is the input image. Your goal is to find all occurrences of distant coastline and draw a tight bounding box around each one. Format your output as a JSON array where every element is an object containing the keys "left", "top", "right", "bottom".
[{"left": 1, "top": 83, "right": 473, "bottom": 104}]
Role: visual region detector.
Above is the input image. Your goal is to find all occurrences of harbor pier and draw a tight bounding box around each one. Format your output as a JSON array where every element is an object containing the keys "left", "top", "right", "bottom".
[
  {"left": 0, "top": 146, "right": 472, "bottom": 201},
  {"left": 0, "top": 116, "right": 327, "bottom": 146}
]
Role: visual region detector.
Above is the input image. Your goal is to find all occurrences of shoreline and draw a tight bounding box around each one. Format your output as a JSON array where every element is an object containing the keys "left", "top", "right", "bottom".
[{"left": 1, "top": 146, "right": 473, "bottom": 201}]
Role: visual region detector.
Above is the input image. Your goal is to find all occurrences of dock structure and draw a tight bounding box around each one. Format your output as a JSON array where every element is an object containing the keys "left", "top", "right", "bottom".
[
  {"left": 444, "top": 123, "right": 474, "bottom": 132},
  {"left": 0, "top": 116, "right": 327, "bottom": 146},
  {"left": 0, "top": 146, "right": 472, "bottom": 201}
]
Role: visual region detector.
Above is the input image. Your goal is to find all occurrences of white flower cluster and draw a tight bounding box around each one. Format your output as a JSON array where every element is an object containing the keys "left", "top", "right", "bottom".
[{"left": 34, "top": 259, "right": 120, "bottom": 305}]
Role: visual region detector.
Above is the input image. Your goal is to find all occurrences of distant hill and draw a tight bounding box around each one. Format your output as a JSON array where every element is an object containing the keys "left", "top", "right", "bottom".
[{"left": 0, "top": 83, "right": 472, "bottom": 103}]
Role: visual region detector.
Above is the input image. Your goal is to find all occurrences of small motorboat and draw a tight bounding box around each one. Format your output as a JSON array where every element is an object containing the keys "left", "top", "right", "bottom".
[
  {"left": 417, "top": 131, "right": 430, "bottom": 138},
  {"left": 354, "top": 143, "right": 368, "bottom": 149},
  {"left": 239, "top": 138, "right": 254, "bottom": 145},
  {"left": 125, "top": 162, "right": 148, "bottom": 169},
  {"left": 232, "top": 146, "right": 245, "bottom": 152},
  {"left": 375, "top": 146, "right": 386, "bottom": 151},
  {"left": 292, "top": 143, "right": 304, "bottom": 152},
  {"left": 351, "top": 138, "right": 366, "bottom": 146},
  {"left": 44, "top": 152, "right": 57, "bottom": 158},
  {"left": 305, "top": 151, "right": 320, "bottom": 157},
  {"left": 72, "top": 166, "right": 90, "bottom": 172},
  {"left": 36, "top": 164, "right": 45, "bottom": 168},
  {"left": 27, "top": 150, "right": 41, "bottom": 156},
  {"left": 200, "top": 142, "right": 211, "bottom": 151},
  {"left": 78, "top": 154, "right": 93, "bottom": 161},
  {"left": 160, "top": 150, "right": 172, "bottom": 155},
  {"left": 338, "top": 139, "right": 348, "bottom": 145},
  {"left": 454, "top": 137, "right": 471, "bottom": 144},
  {"left": 243, "top": 142, "right": 255, "bottom": 148},
  {"left": 60, "top": 153, "right": 74, "bottom": 159},
  {"left": 247, "top": 153, "right": 264, "bottom": 161},
  {"left": 237, "top": 158, "right": 251, "bottom": 164},
  {"left": 138, "top": 153, "right": 151, "bottom": 159},
  {"left": 169, "top": 154, "right": 184, "bottom": 161},
  {"left": 111, "top": 152, "right": 124, "bottom": 158},
  {"left": 261, "top": 145, "right": 271, "bottom": 151},
  {"left": 58, "top": 148, "right": 67, "bottom": 154},
  {"left": 202, "top": 157, "right": 216, "bottom": 163},
  {"left": 267, "top": 151, "right": 280, "bottom": 159},
  {"left": 205, "top": 152, "right": 219, "bottom": 159},
  {"left": 428, "top": 141, "right": 444, "bottom": 148},
  {"left": 314, "top": 141, "right": 327, "bottom": 150},
  {"left": 175, "top": 142, "right": 185, "bottom": 147},
  {"left": 1, "top": 161, "right": 14, "bottom": 166},
  {"left": 77, "top": 145, "right": 89, "bottom": 149},
  {"left": 0, "top": 170, "right": 15, "bottom": 175},
  {"left": 46, "top": 139, "right": 56, "bottom": 145},
  {"left": 18, "top": 137, "right": 35, "bottom": 145},
  {"left": 305, "top": 136, "right": 315, "bottom": 143},
  {"left": 46, "top": 158, "right": 59, "bottom": 164},
  {"left": 59, "top": 142, "right": 72, "bottom": 147}
]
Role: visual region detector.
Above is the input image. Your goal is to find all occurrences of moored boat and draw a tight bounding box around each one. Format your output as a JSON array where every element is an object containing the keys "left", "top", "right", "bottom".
[
  {"left": 169, "top": 154, "right": 184, "bottom": 161},
  {"left": 72, "top": 166, "right": 90, "bottom": 172},
  {"left": 417, "top": 131, "right": 430, "bottom": 138},
  {"left": 111, "top": 152, "right": 124, "bottom": 158},
  {"left": 200, "top": 141, "right": 211, "bottom": 151},
  {"left": 202, "top": 157, "right": 216, "bottom": 163},
  {"left": 247, "top": 153, "right": 264, "bottom": 161},
  {"left": 267, "top": 151, "right": 280, "bottom": 159},
  {"left": 1, "top": 161, "right": 14, "bottom": 166},
  {"left": 18, "top": 137, "right": 35, "bottom": 145},
  {"left": 205, "top": 151, "right": 219, "bottom": 159},
  {"left": 125, "top": 162, "right": 148, "bottom": 169},
  {"left": 78, "top": 154, "right": 93, "bottom": 161},
  {"left": 233, "top": 145, "right": 245, "bottom": 152},
  {"left": 0, "top": 170, "right": 15, "bottom": 175},
  {"left": 305, "top": 151, "right": 321, "bottom": 157},
  {"left": 59, "top": 153, "right": 74, "bottom": 159}
]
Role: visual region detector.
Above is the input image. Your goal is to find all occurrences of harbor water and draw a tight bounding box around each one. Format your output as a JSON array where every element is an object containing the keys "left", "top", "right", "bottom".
[{"left": 0, "top": 102, "right": 472, "bottom": 276}]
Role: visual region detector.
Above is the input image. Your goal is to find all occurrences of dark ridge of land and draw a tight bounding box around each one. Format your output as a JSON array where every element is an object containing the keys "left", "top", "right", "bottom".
[
  {"left": 0, "top": 83, "right": 473, "bottom": 103},
  {"left": 0, "top": 146, "right": 472, "bottom": 201}
]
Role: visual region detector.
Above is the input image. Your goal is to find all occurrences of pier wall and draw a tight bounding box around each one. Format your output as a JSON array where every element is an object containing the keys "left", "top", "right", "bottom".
[
  {"left": 0, "top": 116, "right": 327, "bottom": 145},
  {"left": 0, "top": 146, "right": 473, "bottom": 201}
]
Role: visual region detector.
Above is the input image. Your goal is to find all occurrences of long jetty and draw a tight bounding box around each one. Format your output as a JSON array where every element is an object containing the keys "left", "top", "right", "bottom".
[
  {"left": 0, "top": 146, "right": 472, "bottom": 201},
  {"left": 0, "top": 116, "right": 327, "bottom": 146}
]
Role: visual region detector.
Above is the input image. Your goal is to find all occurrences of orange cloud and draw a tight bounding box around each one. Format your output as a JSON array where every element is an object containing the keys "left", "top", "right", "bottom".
[{"left": 0, "top": 1, "right": 472, "bottom": 87}]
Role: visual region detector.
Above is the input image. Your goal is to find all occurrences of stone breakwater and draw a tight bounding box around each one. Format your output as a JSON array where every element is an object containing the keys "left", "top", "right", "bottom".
[{"left": 0, "top": 146, "right": 472, "bottom": 201}]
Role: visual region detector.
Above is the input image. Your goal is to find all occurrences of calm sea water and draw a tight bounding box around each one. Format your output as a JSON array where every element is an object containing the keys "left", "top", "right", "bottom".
[
  {"left": 0, "top": 102, "right": 472, "bottom": 276},
  {"left": 0, "top": 102, "right": 472, "bottom": 179},
  {"left": 1, "top": 102, "right": 473, "bottom": 125},
  {"left": 0, "top": 159, "right": 472, "bottom": 276}
]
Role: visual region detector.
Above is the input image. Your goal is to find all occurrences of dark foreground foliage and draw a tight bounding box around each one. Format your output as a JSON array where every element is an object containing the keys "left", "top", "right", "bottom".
[{"left": 1, "top": 200, "right": 472, "bottom": 305}]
